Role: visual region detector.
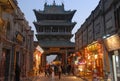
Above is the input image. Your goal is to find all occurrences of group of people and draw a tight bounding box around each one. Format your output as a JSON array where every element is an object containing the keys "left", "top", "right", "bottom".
[
  {"left": 44, "top": 65, "right": 53, "bottom": 77},
  {"left": 44, "top": 63, "right": 77, "bottom": 80},
  {"left": 44, "top": 64, "right": 62, "bottom": 79}
]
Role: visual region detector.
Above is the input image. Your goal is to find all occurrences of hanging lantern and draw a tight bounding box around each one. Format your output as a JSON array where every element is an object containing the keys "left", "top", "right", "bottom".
[{"left": 0, "top": 6, "right": 5, "bottom": 28}]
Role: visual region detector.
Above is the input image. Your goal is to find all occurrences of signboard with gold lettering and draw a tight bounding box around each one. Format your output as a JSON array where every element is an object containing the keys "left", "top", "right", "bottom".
[
  {"left": 104, "top": 34, "right": 120, "bottom": 52},
  {"left": 50, "top": 48, "right": 60, "bottom": 52}
]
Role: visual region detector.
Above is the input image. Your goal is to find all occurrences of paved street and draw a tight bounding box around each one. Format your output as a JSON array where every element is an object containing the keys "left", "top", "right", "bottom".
[{"left": 27, "top": 73, "right": 90, "bottom": 81}]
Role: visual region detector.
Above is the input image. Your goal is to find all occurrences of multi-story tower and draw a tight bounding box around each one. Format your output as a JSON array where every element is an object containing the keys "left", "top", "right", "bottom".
[{"left": 33, "top": 1, "right": 76, "bottom": 66}]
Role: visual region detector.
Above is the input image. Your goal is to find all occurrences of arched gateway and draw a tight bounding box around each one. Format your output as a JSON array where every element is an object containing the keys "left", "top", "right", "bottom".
[{"left": 33, "top": 1, "right": 76, "bottom": 67}]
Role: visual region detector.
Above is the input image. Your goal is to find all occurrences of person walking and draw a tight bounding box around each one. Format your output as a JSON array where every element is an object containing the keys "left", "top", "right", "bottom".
[
  {"left": 92, "top": 69, "right": 100, "bottom": 81},
  {"left": 48, "top": 66, "right": 52, "bottom": 77},
  {"left": 51, "top": 66, "right": 54, "bottom": 80},
  {"left": 44, "top": 67, "right": 48, "bottom": 77},
  {"left": 58, "top": 65, "right": 62, "bottom": 79}
]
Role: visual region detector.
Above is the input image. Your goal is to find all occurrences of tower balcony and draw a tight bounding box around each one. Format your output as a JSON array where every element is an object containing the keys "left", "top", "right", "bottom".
[{"left": 37, "top": 32, "right": 72, "bottom": 35}]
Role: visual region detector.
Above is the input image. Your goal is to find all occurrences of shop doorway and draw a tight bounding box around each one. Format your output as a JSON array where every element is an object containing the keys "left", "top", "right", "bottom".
[{"left": 4, "top": 49, "right": 10, "bottom": 81}]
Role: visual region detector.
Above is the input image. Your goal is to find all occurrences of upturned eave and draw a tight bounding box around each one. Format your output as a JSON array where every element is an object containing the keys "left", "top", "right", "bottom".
[{"left": 33, "top": 9, "right": 76, "bottom": 21}]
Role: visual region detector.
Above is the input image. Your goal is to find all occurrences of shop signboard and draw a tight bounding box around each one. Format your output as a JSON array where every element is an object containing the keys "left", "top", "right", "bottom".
[
  {"left": 103, "top": 34, "right": 120, "bottom": 52},
  {"left": 36, "top": 45, "right": 44, "bottom": 53},
  {"left": 49, "top": 48, "right": 60, "bottom": 52}
]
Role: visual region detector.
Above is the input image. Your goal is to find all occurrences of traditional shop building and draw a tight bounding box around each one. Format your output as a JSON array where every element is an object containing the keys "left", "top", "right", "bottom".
[
  {"left": 75, "top": 0, "right": 120, "bottom": 80},
  {"left": 33, "top": 1, "right": 76, "bottom": 67},
  {"left": 32, "top": 41, "right": 44, "bottom": 76},
  {"left": 0, "top": 0, "right": 34, "bottom": 81}
]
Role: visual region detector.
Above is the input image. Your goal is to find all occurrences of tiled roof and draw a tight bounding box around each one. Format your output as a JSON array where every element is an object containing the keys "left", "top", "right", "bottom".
[{"left": 39, "top": 40, "right": 75, "bottom": 47}]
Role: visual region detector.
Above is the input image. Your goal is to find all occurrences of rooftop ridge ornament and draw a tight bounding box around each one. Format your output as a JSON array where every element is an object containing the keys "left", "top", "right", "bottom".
[
  {"left": 61, "top": 0, "right": 64, "bottom": 5},
  {"left": 45, "top": 0, "right": 47, "bottom": 3},
  {"left": 53, "top": 0, "right": 56, "bottom": 5},
  {"left": 44, "top": 0, "right": 64, "bottom": 6},
  {"left": 44, "top": 0, "right": 47, "bottom": 6}
]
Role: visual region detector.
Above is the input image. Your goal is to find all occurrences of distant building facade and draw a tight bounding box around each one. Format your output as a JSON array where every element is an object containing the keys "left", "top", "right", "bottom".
[
  {"left": 75, "top": 0, "right": 120, "bottom": 80},
  {"left": 0, "top": 0, "right": 34, "bottom": 81}
]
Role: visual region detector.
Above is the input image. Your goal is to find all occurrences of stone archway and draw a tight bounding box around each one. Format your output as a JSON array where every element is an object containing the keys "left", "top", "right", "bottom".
[
  {"left": 46, "top": 52, "right": 63, "bottom": 65},
  {"left": 41, "top": 51, "right": 67, "bottom": 67},
  {"left": 41, "top": 47, "right": 75, "bottom": 67},
  {"left": 42, "top": 52, "right": 66, "bottom": 75}
]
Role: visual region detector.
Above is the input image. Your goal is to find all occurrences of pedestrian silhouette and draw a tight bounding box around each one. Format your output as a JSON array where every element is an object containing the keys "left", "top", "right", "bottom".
[
  {"left": 15, "top": 64, "right": 21, "bottom": 81},
  {"left": 58, "top": 65, "right": 62, "bottom": 79}
]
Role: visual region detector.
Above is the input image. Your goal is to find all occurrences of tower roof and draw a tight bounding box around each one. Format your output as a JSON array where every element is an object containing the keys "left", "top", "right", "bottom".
[
  {"left": 33, "top": 9, "right": 76, "bottom": 21},
  {"left": 33, "top": 1, "right": 76, "bottom": 14},
  {"left": 43, "top": 0, "right": 65, "bottom": 13},
  {"left": 38, "top": 40, "right": 75, "bottom": 47},
  {"left": 33, "top": 20, "right": 76, "bottom": 26},
  {"left": 33, "top": 1, "right": 76, "bottom": 21}
]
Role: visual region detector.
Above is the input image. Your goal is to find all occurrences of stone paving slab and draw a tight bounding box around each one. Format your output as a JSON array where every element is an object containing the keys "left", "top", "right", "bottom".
[
  {"left": 29, "top": 74, "right": 86, "bottom": 81},
  {"left": 21, "top": 74, "right": 95, "bottom": 81}
]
